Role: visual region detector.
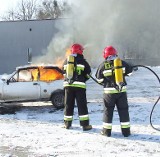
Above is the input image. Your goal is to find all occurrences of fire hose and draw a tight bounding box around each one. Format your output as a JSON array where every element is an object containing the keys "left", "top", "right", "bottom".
[
  {"left": 133, "top": 65, "right": 160, "bottom": 132},
  {"left": 89, "top": 65, "right": 160, "bottom": 132}
]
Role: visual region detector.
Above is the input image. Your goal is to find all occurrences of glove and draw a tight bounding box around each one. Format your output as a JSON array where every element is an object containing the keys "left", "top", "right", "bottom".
[{"left": 132, "top": 66, "right": 138, "bottom": 71}]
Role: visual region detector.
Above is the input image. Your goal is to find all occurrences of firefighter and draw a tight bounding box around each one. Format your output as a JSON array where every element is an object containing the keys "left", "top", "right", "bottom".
[
  {"left": 62, "top": 43, "right": 92, "bottom": 131},
  {"left": 95, "top": 46, "right": 134, "bottom": 137}
]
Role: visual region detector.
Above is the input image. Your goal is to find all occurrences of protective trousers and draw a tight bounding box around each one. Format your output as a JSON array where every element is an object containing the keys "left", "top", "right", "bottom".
[
  {"left": 64, "top": 87, "right": 89, "bottom": 127},
  {"left": 103, "top": 92, "right": 130, "bottom": 132}
]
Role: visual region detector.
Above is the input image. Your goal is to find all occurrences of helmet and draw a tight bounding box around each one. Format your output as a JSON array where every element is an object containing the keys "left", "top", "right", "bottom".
[
  {"left": 71, "top": 43, "right": 84, "bottom": 55},
  {"left": 103, "top": 46, "right": 117, "bottom": 59}
]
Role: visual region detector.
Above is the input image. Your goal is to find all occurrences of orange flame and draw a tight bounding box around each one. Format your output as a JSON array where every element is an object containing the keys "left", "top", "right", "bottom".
[
  {"left": 55, "top": 48, "right": 71, "bottom": 68},
  {"left": 65, "top": 48, "right": 72, "bottom": 57},
  {"left": 30, "top": 48, "right": 71, "bottom": 82},
  {"left": 31, "top": 67, "right": 64, "bottom": 82}
]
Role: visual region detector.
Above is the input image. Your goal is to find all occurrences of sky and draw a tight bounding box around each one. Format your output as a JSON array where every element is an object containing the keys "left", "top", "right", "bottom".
[
  {"left": 0, "top": 67, "right": 160, "bottom": 156},
  {"left": 0, "top": 0, "right": 18, "bottom": 15},
  {"left": 0, "top": 0, "right": 42, "bottom": 17}
]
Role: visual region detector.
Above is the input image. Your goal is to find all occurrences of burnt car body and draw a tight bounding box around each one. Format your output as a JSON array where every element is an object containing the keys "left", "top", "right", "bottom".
[{"left": 0, "top": 65, "right": 64, "bottom": 109}]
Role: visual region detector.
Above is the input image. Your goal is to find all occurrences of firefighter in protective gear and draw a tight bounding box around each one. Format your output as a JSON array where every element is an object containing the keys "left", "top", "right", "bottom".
[
  {"left": 62, "top": 43, "right": 92, "bottom": 131},
  {"left": 95, "top": 46, "right": 133, "bottom": 137}
]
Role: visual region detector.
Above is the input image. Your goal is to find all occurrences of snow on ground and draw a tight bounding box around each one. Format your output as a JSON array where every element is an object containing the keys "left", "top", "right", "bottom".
[{"left": 0, "top": 66, "right": 160, "bottom": 157}]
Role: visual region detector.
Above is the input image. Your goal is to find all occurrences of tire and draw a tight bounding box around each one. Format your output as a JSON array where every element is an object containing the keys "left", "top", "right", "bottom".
[{"left": 51, "top": 89, "right": 64, "bottom": 109}]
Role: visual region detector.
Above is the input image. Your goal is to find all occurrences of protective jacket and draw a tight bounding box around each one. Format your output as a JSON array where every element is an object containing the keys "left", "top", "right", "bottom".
[
  {"left": 63, "top": 54, "right": 91, "bottom": 88},
  {"left": 96, "top": 60, "right": 132, "bottom": 93}
]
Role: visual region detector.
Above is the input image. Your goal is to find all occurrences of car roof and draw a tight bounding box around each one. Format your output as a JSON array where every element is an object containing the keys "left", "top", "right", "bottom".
[{"left": 16, "top": 64, "right": 60, "bottom": 70}]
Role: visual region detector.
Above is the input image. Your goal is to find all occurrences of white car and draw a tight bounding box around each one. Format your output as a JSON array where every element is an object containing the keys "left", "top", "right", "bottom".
[{"left": 0, "top": 65, "right": 65, "bottom": 109}]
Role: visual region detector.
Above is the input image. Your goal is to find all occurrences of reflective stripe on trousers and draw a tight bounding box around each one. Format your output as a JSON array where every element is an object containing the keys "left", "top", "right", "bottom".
[
  {"left": 64, "top": 115, "right": 73, "bottom": 121},
  {"left": 103, "top": 122, "right": 112, "bottom": 129},
  {"left": 64, "top": 115, "right": 89, "bottom": 122},
  {"left": 121, "top": 122, "right": 130, "bottom": 128},
  {"left": 79, "top": 115, "right": 89, "bottom": 121}
]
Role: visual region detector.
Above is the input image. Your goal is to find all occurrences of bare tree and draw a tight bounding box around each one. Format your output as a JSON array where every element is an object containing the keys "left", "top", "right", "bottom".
[
  {"left": 1, "top": 9, "right": 15, "bottom": 21},
  {"left": 1, "top": 0, "right": 72, "bottom": 21},
  {"left": 36, "top": 0, "right": 71, "bottom": 19},
  {"left": 16, "top": 0, "right": 37, "bottom": 20},
  {"left": 2, "top": 0, "right": 38, "bottom": 21}
]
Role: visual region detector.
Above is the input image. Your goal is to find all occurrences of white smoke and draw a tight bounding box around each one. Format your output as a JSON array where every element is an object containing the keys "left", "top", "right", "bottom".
[{"left": 34, "top": 0, "right": 160, "bottom": 67}]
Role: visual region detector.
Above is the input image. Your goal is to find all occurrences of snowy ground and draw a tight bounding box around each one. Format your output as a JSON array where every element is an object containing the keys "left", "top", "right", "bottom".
[{"left": 0, "top": 67, "right": 160, "bottom": 157}]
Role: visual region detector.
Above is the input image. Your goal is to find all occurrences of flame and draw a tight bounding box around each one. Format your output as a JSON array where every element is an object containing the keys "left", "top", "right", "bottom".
[
  {"left": 65, "top": 48, "right": 72, "bottom": 57},
  {"left": 31, "top": 67, "right": 64, "bottom": 82},
  {"left": 31, "top": 69, "right": 39, "bottom": 81},
  {"left": 55, "top": 57, "right": 64, "bottom": 69},
  {"left": 31, "top": 48, "right": 71, "bottom": 81},
  {"left": 55, "top": 48, "right": 71, "bottom": 68}
]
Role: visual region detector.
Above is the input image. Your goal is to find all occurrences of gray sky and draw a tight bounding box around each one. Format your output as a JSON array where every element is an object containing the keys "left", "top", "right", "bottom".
[
  {"left": 0, "top": 0, "right": 43, "bottom": 16},
  {"left": 0, "top": 0, "right": 19, "bottom": 15}
]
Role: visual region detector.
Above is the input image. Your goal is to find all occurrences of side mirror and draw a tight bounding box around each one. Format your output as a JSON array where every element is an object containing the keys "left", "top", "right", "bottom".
[
  {"left": 1, "top": 74, "right": 9, "bottom": 81},
  {"left": 1, "top": 78, "right": 6, "bottom": 81},
  {"left": 6, "top": 80, "right": 9, "bottom": 85}
]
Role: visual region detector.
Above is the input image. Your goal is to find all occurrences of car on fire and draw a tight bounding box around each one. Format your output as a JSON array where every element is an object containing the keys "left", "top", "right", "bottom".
[{"left": 0, "top": 65, "right": 65, "bottom": 109}]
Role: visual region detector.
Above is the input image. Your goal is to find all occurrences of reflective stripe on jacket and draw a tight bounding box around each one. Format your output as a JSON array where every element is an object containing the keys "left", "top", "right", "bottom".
[
  {"left": 95, "top": 59, "right": 133, "bottom": 93},
  {"left": 62, "top": 54, "right": 91, "bottom": 89},
  {"left": 63, "top": 81, "right": 86, "bottom": 88},
  {"left": 103, "top": 67, "right": 125, "bottom": 77},
  {"left": 104, "top": 86, "right": 127, "bottom": 94}
]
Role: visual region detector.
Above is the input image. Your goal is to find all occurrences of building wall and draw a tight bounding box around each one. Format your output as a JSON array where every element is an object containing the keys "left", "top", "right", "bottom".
[{"left": 0, "top": 19, "right": 69, "bottom": 74}]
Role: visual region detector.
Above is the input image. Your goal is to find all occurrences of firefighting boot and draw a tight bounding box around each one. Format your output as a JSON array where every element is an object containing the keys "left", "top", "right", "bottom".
[
  {"left": 83, "top": 125, "right": 92, "bottom": 131},
  {"left": 122, "top": 128, "right": 131, "bottom": 137},
  {"left": 101, "top": 128, "right": 111, "bottom": 137},
  {"left": 64, "top": 121, "right": 72, "bottom": 129}
]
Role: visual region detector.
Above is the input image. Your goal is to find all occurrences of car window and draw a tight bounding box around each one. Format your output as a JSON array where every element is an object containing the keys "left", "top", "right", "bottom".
[{"left": 18, "top": 69, "right": 32, "bottom": 82}]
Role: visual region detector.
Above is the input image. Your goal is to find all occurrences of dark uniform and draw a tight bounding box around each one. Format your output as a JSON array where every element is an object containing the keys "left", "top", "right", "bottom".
[
  {"left": 95, "top": 58, "right": 133, "bottom": 137},
  {"left": 63, "top": 54, "right": 92, "bottom": 130}
]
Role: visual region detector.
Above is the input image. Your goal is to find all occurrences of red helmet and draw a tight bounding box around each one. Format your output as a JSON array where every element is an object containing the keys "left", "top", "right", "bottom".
[
  {"left": 71, "top": 43, "right": 84, "bottom": 55},
  {"left": 103, "top": 46, "right": 117, "bottom": 59}
]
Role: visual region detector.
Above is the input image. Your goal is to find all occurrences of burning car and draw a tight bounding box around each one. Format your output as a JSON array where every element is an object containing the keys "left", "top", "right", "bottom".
[{"left": 0, "top": 65, "right": 64, "bottom": 109}]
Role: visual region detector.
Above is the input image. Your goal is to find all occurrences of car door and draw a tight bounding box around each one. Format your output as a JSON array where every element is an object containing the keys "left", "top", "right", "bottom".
[
  {"left": 2, "top": 69, "right": 40, "bottom": 102},
  {"left": 38, "top": 67, "right": 64, "bottom": 99}
]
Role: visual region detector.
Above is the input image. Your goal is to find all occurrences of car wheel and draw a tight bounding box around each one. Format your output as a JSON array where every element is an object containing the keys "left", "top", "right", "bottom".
[{"left": 51, "top": 89, "right": 64, "bottom": 109}]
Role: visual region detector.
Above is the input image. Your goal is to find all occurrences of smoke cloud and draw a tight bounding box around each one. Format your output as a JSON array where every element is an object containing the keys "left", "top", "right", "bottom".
[{"left": 34, "top": 0, "right": 160, "bottom": 67}]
